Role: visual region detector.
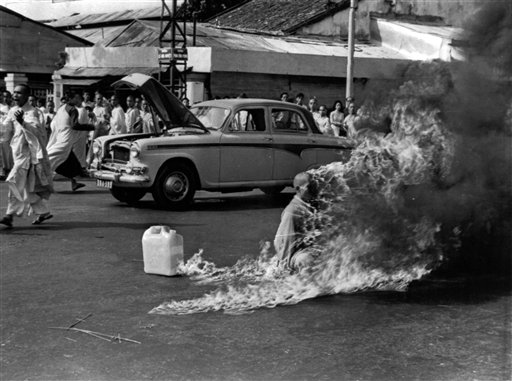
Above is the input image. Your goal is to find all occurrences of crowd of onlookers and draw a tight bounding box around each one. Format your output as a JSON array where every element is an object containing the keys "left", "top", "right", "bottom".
[
  {"left": 0, "top": 86, "right": 361, "bottom": 180},
  {"left": 276, "top": 91, "right": 359, "bottom": 138}
]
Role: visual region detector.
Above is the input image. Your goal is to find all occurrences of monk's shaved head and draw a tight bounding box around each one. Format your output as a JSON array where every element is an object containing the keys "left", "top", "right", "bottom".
[{"left": 293, "top": 172, "right": 310, "bottom": 190}]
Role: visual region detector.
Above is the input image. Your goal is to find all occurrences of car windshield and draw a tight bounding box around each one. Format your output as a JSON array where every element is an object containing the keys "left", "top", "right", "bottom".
[{"left": 190, "top": 106, "right": 230, "bottom": 130}]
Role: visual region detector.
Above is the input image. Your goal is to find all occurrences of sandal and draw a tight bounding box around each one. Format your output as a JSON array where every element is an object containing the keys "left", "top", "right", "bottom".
[
  {"left": 72, "top": 182, "right": 85, "bottom": 192},
  {"left": 32, "top": 213, "right": 53, "bottom": 225},
  {"left": 0, "top": 215, "right": 13, "bottom": 228}
]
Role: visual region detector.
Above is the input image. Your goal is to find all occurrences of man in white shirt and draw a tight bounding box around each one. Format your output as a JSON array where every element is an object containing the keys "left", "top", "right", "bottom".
[
  {"left": 82, "top": 91, "right": 94, "bottom": 110},
  {"left": 316, "top": 105, "right": 334, "bottom": 135},
  {"left": 109, "top": 95, "right": 126, "bottom": 135},
  {"left": 0, "top": 84, "right": 53, "bottom": 228},
  {"left": 140, "top": 99, "right": 156, "bottom": 134},
  {"left": 125, "top": 95, "right": 141, "bottom": 133}
]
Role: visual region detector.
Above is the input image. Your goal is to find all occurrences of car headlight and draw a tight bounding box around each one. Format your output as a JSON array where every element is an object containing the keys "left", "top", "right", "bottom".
[
  {"left": 130, "top": 146, "right": 140, "bottom": 158},
  {"left": 92, "top": 141, "right": 102, "bottom": 155}
]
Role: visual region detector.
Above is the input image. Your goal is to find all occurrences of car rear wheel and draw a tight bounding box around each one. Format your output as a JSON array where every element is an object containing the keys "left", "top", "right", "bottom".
[
  {"left": 152, "top": 163, "right": 196, "bottom": 210},
  {"left": 260, "top": 186, "right": 285, "bottom": 196},
  {"left": 110, "top": 186, "right": 146, "bottom": 204}
]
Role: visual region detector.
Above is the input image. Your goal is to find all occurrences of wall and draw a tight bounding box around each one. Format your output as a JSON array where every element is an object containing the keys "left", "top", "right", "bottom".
[
  {"left": 64, "top": 46, "right": 159, "bottom": 68},
  {"left": 0, "top": 9, "right": 88, "bottom": 74},
  {"left": 393, "top": 0, "right": 485, "bottom": 27},
  {"left": 209, "top": 72, "right": 389, "bottom": 108},
  {"left": 205, "top": 48, "right": 409, "bottom": 80},
  {"left": 297, "top": 0, "right": 488, "bottom": 39},
  {"left": 298, "top": 1, "right": 379, "bottom": 40}
]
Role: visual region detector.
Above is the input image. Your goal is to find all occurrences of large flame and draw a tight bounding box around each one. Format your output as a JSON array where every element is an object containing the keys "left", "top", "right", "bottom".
[
  {"left": 150, "top": 65, "right": 456, "bottom": 315},
  {"left": 151, "top": 3, "right": 512, "bottom": 315}
]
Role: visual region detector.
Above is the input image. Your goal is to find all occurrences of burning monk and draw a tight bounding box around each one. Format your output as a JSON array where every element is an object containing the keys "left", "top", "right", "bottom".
[{"left": 274, "top": 172, "right": 319, "bottom": 271}]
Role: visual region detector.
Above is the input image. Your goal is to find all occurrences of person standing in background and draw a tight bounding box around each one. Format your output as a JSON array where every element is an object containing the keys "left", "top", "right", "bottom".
[
  {"left": 82, "top": 91, "right": 94, "bottom": 110},
  {"left": 343, "top": 102, "right": 358, "bottom": 138},
  {"left": 316, "top": 105, "right": 333, "bottom": 135},
  {"left": 295, "top": 93, "right": 307, "bottom": 109},
  {"left": 43, "top": 100, "right": 56, "bottom": 144},
  {"left": 28, "top": 95, "right": 47, "bottom": 145},
  {"left": 125, "top": 95, "right": 142, "bottom": 133},
  {"left": 109, "top": 95, "right": 126, "bottom": 135},
  {"left": 140, "top": 99, "right": 156, "bottom": 134},
  {"left": 329, "top": 100, "right": 345, "bottom": 137}
]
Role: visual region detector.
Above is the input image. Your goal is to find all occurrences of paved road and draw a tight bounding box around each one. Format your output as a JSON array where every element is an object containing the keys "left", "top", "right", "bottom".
[{"left": 1, "top": 179, "right": 510, "bottom": 380}]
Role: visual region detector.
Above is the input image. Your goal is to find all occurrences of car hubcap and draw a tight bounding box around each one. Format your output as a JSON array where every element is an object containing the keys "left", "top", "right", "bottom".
[{"left": 163, "top": 172, "right": 188, "bottom": 201}]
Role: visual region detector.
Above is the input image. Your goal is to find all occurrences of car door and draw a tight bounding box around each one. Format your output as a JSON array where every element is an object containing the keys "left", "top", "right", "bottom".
[
  {"left": 270, "top": 107, "right": 317, "bottom": 180},
  {"left": 311, "top": 133, "right": 353, "bottom": 165},
  {"left": 219, "top": 106, "right": 274, "bottom": 183}
]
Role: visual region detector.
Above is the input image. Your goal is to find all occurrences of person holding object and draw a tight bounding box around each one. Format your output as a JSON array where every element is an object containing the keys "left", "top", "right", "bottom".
[
  {"left": 0, "top": 84, "right": 53, "bottom": 228},
  {"left": 274, "top": 172, "right": 319, "bottom": 271}
]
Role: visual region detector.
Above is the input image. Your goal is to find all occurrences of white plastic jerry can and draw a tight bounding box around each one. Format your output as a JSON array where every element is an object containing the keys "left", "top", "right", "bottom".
[{"left": 142, "top": 226, "right": 184, "bottom": 276}]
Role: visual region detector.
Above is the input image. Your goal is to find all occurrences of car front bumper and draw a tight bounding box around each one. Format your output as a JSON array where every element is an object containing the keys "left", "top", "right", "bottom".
[{"left": 91, "top": 169, "right": 150, "bottom": 185}]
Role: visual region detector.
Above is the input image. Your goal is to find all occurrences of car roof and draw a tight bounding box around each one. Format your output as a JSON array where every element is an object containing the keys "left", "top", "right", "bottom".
[
  {"left": 192, "top": 98, "right": 302, "bottom": 109},
  {"left": 191, "top": 98, "right": 322, "bottom": 134}
]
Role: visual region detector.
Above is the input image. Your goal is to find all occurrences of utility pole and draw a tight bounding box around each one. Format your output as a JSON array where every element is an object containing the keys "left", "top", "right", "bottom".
[{"left": 346, "top": 0, "right": 358, "bottom": 102}]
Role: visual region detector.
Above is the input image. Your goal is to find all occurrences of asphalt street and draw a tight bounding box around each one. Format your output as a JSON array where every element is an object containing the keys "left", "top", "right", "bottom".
[{"left": 0, "top": 178, "right": 510, "bottom": 380}]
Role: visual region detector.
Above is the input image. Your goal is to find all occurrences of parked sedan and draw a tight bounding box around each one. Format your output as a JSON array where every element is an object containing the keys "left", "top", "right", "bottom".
[{"left": 90, "top": 73, "right": 354, "bottom": 209}]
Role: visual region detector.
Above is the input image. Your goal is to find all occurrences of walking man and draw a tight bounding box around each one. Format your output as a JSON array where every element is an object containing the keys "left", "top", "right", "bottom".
[
  {"left": 47, "top": 91, "right": 93, "bottom": 191},
  {"left": 0, "top": 84, "right": 53, "bottom": 228}
]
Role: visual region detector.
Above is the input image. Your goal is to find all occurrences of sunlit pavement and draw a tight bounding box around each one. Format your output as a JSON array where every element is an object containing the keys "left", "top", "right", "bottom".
[{"left": 1, "top": 179, "right": 510, "bottom": 380}]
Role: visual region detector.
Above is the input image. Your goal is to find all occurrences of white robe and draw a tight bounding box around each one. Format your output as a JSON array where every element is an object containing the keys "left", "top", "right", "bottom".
[
  {"left": 0, "top": 103, "right": 14, "bottom": 174},
  {"left": 274, "top": 195, "right": 315, "bottom": 269},
  {"left": 72, "top": 106, "right": 89, "bottom": 167},
  {"left": 125, "top": 107, "right": 141, "bottom": 133},
  {"left": 110, "top": 106, "right": 126, "bottom": 135},
  {"left": 47, "top": 105, "right": 81, "bottom": 172},
  {"left": 3, "top": 103, "right": 53, "bottom": 216}
]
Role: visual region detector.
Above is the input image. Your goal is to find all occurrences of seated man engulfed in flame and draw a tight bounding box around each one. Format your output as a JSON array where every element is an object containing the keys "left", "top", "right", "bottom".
[{"left": 274, "top": 172, "right": 320, "bottom": 271}]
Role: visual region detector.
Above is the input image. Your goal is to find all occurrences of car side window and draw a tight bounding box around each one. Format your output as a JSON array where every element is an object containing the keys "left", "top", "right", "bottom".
[
  {"left": 271, "top": 109, "right": 308, "bottom": 133},
  {"left": 230, "top": 108, "right": 266, "bottom": 132}
]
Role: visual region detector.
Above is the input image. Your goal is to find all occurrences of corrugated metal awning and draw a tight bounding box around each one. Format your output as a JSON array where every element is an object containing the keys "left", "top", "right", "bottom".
[{"left": 55, "top": 66, "right": 161, "bottom": 77}]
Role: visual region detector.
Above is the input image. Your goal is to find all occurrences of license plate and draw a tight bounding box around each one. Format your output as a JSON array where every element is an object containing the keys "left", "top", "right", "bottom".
[{"left": 96, "top": 179, "right": 113, "bottom": 189}]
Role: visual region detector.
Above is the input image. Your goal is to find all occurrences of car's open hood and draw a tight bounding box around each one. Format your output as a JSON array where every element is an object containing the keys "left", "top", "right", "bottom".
[{"left": 113, "top": 73, "right": 207, "bottom": 132}]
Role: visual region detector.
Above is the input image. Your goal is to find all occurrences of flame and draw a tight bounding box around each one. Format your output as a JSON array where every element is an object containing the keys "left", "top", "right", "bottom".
[
  {"left": 151, "top": 3, "right": 512, "bottom": 314},
  {"left": 150, "top": 72, "right": 453, "bottom": 315}
]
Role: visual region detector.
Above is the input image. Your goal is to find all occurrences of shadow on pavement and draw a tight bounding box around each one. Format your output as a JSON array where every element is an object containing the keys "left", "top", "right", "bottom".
[
  {"left": 0, "top": 220, "right": 204, "bottom": 233},
  {"left": 354, "top": 276, "right": 512, "bottom": 306},
  {"left": 57, "top": 190, "right": 110, "bottom": 195},
  {"left": 127, "top": 193, "right": 294, "bottom": 212}
]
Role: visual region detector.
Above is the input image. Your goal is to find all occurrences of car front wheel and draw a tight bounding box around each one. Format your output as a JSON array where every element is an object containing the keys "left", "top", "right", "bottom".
[
  {"left": 110, "top": 186, "right": 146, "bottom": 204},
  {"left": 152, "top": 163, "right": 196, "bottom": 210}
]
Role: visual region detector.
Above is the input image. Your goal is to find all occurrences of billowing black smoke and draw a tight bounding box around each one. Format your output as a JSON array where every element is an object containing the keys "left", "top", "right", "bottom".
[{"left": 347, "top": 2, "right": 512, "bottom": 276}]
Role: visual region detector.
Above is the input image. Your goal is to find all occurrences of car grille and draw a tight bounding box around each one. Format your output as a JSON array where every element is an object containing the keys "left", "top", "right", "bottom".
[{"left": 104, "top": 146, "right": 130, "bottom": 164}]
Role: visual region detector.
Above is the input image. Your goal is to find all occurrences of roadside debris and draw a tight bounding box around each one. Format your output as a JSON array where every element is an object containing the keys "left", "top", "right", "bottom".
[{"left": 50, "top": 314, "right": 141, "bottom": 344}]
